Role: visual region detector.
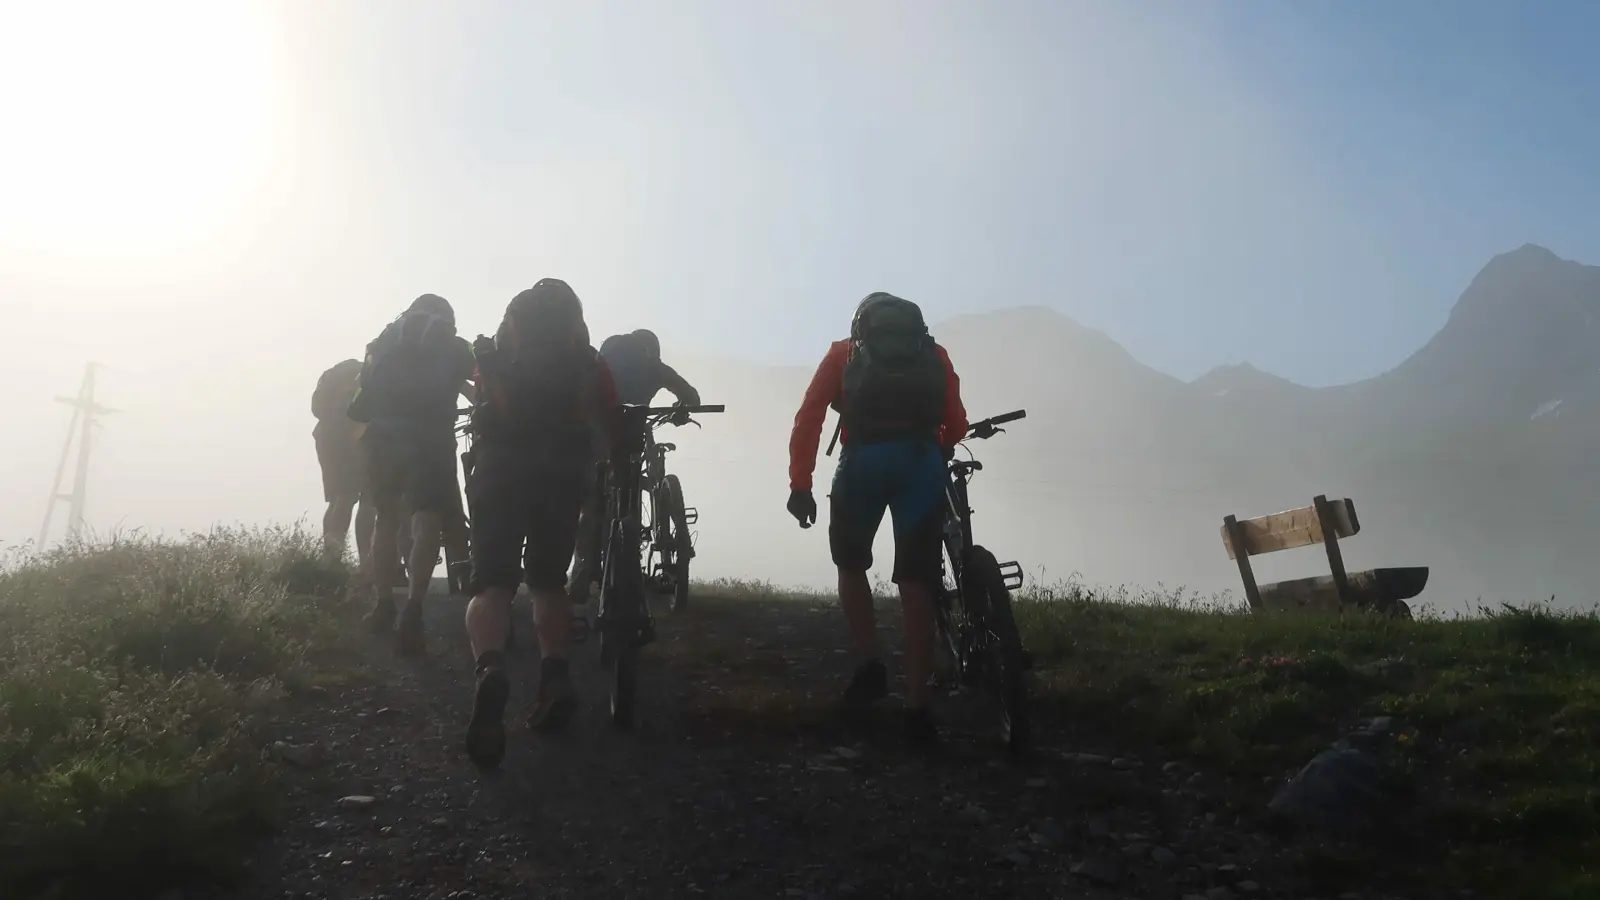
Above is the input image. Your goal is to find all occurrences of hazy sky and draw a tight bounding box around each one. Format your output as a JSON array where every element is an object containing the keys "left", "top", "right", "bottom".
[{"left": 4, "top": 0, "right": 1600, "bottom": 554}]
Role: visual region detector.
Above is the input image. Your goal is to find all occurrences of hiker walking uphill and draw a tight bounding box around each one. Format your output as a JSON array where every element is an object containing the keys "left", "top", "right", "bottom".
[
  {"left": 348, "top": 293, "right": 477, "bottom": 657},
  {"left": 787, "top": 292, "right": 967, "bottom": 745},
  {"left": 312, "top": 359, "right": 371, "bottom": 564},
  {"left": 568, "top": 328, "right": 703, "bottom": 602},
  {"left": 460, "top": 278, "right": 622, "bottom": 769}
]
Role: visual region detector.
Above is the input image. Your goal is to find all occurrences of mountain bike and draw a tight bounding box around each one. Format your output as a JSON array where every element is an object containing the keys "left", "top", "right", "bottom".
[
  {"left": 595, "top": 403, "right": 724, "bottom": 728},
  {"left": 642, "top": 422, "right": 701, "bottom": 612},
  {"left": 938, "top": 409, "right": 1033, "bottom": 756}
]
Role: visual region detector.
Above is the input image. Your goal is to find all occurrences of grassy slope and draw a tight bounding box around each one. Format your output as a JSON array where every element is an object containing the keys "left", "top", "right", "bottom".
[
  {"left": 0, "top": 529, "right": 346, "bottom": 900},
  {"left": 1012, "top": 582, "right": 1600, "bottom": 899},
  {"left": 3, "top": 538, "right": 1596, "bottom": 899}
]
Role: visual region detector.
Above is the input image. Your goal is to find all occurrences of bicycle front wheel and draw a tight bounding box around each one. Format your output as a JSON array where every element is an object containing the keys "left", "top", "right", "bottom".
[
  {"left": 966, "top": 545, "right": 1032, "bottom": 757},
  {"left": 659, "top": 474, "right": 693, "bottom": 613}
]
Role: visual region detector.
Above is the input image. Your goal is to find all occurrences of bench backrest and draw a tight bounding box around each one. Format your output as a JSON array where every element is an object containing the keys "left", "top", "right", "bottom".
[{"left": 1221, "top": 497, "right": 1360, "bottom": 560}]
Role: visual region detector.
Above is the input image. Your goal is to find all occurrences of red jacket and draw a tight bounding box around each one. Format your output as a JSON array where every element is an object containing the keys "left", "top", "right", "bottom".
[{"left": 788, "top": 339, "right": 968, "bottom": 491}]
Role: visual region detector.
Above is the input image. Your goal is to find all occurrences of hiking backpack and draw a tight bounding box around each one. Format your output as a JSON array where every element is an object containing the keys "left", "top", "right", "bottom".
[
  {"left": 347, "top": 310, "right": 462, "bottom": 425},
  {"left": 836, "top": 293, "right": 947, "bottom": 443},
  {"left": 475, "top": 286, "right": 600, "bottom": 443}
]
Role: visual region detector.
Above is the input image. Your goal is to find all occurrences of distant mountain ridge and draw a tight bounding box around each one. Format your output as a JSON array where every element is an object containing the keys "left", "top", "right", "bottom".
[{"left": 669, "top": 244, "right": 1600, "bottom": 610}]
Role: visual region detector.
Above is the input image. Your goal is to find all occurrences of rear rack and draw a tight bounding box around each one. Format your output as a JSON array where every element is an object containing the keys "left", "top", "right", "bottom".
[{"left": 997, "top": 560, "right": 1024, "bottom": 592}]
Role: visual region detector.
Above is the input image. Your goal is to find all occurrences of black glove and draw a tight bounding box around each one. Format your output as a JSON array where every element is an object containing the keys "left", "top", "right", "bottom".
[
  {"left": 669, "top": 406, "right": 693, "bottom": 427},
  {"left": 969, "top": 422, "right": 999, "bottom": 440},
  {"left": 787, "top": 489, "right": 817, "bottom": 529}
]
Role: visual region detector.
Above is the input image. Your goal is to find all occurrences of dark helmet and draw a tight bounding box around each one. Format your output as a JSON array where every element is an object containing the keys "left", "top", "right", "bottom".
[
  {"left": 408, "top": 293, "right": 455, "bottom": 324},
  {"left": 631, "top": 328, "right": 661, "bottom": 362},
  {"left": 504, "top": 278, "right": 585, "bottom": 347},
  {"left": 850, "top": 291, "right": 903, "bottom": 340}
]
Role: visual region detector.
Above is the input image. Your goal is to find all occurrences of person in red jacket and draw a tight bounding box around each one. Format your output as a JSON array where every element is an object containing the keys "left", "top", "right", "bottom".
[
  {"left": 787, "top": 292, "right": 967, "bottom": 744},
  {"left": 461, "top": 278, "right": 621, "bottom": 769}
]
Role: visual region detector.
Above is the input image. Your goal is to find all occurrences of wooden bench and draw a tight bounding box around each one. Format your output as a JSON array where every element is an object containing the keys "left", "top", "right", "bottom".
[{"left": 1220, "top": 495, "right": 1423, "bottom": 619}]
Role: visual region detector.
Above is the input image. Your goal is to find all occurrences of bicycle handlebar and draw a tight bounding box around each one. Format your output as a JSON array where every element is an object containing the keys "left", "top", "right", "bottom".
[
  {"left": 630, "top": 404, "right": 725, "bottom": 415},
  {"left": 967, "top": 409, "right": 1026, "bottom": 436}
]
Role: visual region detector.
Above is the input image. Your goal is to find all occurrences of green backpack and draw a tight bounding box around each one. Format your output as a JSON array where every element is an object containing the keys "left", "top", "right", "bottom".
[{"left": 836, "top": 293, "right": 947, "bottom": 444}]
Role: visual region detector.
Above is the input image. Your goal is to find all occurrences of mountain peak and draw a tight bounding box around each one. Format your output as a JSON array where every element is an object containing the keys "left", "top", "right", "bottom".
[{"left": 1192, "top": 361, "right": 1306, "bottom": 396}]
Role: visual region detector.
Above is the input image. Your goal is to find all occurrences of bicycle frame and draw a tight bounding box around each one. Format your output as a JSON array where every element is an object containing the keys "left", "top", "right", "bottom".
[
  {"left": 936, "top": 411, "right": 1028, "bottom": 681},
  {"left": 594, "top": 404, "right": 724, "bottom": 639}
]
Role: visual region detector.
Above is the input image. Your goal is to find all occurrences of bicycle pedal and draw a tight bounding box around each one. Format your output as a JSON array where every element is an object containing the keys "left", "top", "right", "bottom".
[
  {"left": 683, "top": 507, "right": 699, "bottom": 525},
  {"left": 998, "top": 560, "right": 1025, "bottom": 592}
]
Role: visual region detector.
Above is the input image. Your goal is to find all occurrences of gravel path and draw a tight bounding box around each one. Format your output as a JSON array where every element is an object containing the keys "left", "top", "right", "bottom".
[{"left": 230, "top": 590, "right": 1358, "bottom": 900}]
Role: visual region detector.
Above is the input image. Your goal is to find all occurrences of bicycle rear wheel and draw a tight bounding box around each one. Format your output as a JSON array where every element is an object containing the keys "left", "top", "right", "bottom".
[
  {"left": 659, "top": 474, "right": 693, "bottom": 613},
  {"left": 966, "top": 546, "right": 1032, "bottom": 757}
]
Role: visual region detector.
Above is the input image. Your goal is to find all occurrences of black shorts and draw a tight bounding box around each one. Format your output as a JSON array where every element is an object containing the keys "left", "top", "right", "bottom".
[
  {"left": 362, "top": 426, "right": 463, "bottom": 521},
  {"left": 467, "top": 442, "right": 587, "bottom": 593}
]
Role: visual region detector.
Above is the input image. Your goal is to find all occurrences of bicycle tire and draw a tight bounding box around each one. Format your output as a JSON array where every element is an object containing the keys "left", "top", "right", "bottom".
[
  {"left": 966, "top": 545, "right": 1032, "bottom": 757},
  {"left": 660, "top": 474, "right": 692, "bottom": 613},
  {"left": 605, "top": 631, "right": 640, "bottom": 729},
  {"left": 598, "top": 515, "right": 643, "bottom": 730}
]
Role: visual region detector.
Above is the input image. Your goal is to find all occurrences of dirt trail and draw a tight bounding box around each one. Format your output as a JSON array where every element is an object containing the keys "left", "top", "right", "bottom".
[{"left": 234, "top": 591, "right": 1314, "bottom": 900}]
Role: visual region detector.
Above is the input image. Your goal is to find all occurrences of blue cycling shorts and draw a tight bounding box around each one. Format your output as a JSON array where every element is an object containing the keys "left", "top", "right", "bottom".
[{"left": 827, "top": 439, "right": 946, "bottom": 585}]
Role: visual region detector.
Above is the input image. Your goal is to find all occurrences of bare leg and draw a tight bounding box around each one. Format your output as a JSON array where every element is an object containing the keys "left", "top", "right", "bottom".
[
  {"left": 466, "top": 585, "right": 514, "bottom": 657},
  {"left": 405, "top": 509, "right": 444, "bottom": 609},
  {"left": 533, "top": 585, "right": 572, "bottom": 661},
  {"left": 897, "top": 580, "right": 935, "bottom": 710},
  {"left": 353, "top": 493, "right": 375, "bottom": 581},
  {"left": 464, "top": 584, "right": 514, "bottom": 768},
  {"left": 837, "top": 567, "right": 878, "bottom": 658},
  {"left": 321, "top": 495, "right": 357, "bottom": 559},
  {"left": 366, "top": 499, "right": 403, "bottom": 631}
]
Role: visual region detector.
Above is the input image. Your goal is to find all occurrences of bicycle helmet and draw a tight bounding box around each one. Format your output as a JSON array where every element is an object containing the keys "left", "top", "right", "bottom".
[{"left": 631, "top": 328, "right": 661, "bottom": 362}]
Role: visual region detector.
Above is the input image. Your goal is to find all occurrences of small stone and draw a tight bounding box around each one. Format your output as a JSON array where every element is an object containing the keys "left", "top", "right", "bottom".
[
  {"left": 1151, "top": 846, "right": 1179, "bottom": 865},
  {"left": 832, "top": 746, "right": 861, "bottom": 760},
  {"left": 375, "top": 707, "right": 400, "bottom": 718},
  {"left": 1069, "top": 858, "right": 1121, "bottom": 886},
  {"left": 430, "top": 818, "right": 450, "bottom": 828},
  {"left": 1217, "top": 863, "right": 1240, "bottom": 879},
  {"left": 1074, "top": 753, "right": 1111, "bottom": 766},
  {"left": 1122, "top": 842, "right": 1151, "bottom": 858},
  {"left": 999, "top": 846, "right": 1031, "bottom": 866},
  {"left": 961, "top": 804, "right": 990, "bottom": 823},
  {"left": 1111, "top": 757, "right": 1137, "bottom": 769},
  {"left": 1024, "top": 778, "right": 1048, "bottom": 789},
  {"left": 1038, "top": 820, "right": 1067, "bottom": 844},
  {"left": 1086, "top": 817, "right": 1112, "bottom": 839},
  {"left": 337, "top": 795, "right": 377, "bottom": 810},
  {"left": 271, "top": 741, "right": 322, "bottom": 768},
  {"left": 1163, "top": 760, "right": 1183, "bottom": 774},
  {"left": 1237, "top": 883, "right": 1261, "bottom": 894}
]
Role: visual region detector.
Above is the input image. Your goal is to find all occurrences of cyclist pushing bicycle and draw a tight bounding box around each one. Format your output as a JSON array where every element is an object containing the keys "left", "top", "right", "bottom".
[
  {"left": 460, "top": 278, "right": 622, "bottom": 770},
  {"left": 787, "top": 292, "right": 968, "bottom": 746},
  {"left": 569, "top": 328, "right": 703, "bottom": 605}
]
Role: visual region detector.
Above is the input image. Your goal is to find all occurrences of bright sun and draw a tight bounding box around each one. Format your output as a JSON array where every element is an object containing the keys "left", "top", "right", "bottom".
[{"left": 0, "top": 0, "right": 274, "bottom": 254}]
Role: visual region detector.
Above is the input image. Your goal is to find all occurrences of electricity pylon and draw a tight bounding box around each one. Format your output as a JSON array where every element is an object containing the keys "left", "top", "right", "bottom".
[{"left": 39, "top": 363, "right": 116, "bottom": 547}]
